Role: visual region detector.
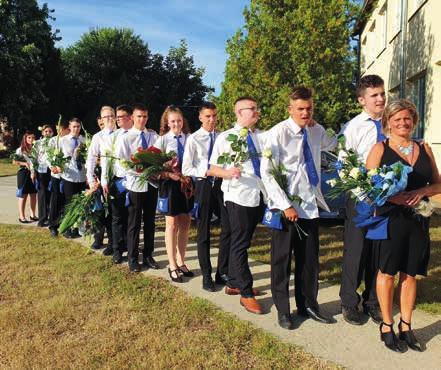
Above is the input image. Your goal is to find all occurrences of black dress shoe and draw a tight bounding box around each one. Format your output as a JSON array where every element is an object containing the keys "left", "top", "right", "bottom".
[
  {"left": 112, "top": 252, "right": 123, "bottom": 264},
  {"left": 202, "top": 277, "right": 216, "bottom": 292},
  {"left": 91, "top": 241, "right": 102, "bottom": 250},
  {"left": 70, "top": 230, "right": 81, "bottom": 239},
  {"left": 30, "top": 216, "right": 39, "bottom": 222},
  {"left": 63, "top": 230, "right": 73, "bottom": 239},
  {"left": 278, "top": 313, "right": 295, "bottom": 330},
  {"left": 49, "top": 228, "right": 58, "bottom": 237},
  {"left": 342, "top": 306, "right": 364, "bottom": 325},
  {"left": 398, "top": 319, "right": 423, "bottom": 352},
  {"left": 215, "top": 273, "right": 229, "bottom": 285},
  {"left": 143, "top": 255, "right": 160, "bottom": 269},
  {"left": 380, "top": 322, "right": 407, "bottom": 353},
  {"left": 178, "top": 264, "right": 194, "bottom": 277},
  {"left": 102, "top": 246, "right": 113, "bottom": 256},
  {"left": 129, "top": 263, "right": 141, "bottom": 273},
  {"left": 363, "top": 305, "right": 383, "bottom": 324},
  {"left": 299, "top": 307, "right": 333, "bottom": 324}
]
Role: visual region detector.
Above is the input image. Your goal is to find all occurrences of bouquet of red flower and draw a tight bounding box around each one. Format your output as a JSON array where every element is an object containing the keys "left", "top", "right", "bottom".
[{"left": 121, "top": 146, "right": 176, "bottom": 186}]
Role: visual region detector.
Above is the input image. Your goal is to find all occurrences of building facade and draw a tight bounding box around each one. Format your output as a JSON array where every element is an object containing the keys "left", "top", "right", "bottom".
[{"left": 355, "top": 0, "right": 441, "bottom": 165}]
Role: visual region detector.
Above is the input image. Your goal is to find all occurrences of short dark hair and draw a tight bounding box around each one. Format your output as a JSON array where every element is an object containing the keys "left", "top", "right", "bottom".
[
  {"left": 69, "top": 117, "right": 82, "bottom": 125},
  {"left": 289, "top": 86, "right": 313, "bottom": 101},
  {"left": 199, "top": 101, "right": 217, "bottom": 112},
  {"left": 356, "top": 74, "right": 384, "bottom": 97},
  {"left": 234, "top": 96, "right": 256, "bottom": 105},
  {"left": 116, "top": 104, "right": 133, "bottom": 115},
  {"left": 132, "top": 103, "right": 148, "bottom": 113}
]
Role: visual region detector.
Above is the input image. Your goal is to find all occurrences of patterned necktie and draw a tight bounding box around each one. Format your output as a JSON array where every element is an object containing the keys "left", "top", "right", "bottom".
[
  {"left": 72, "top": 137, "right": 82, "bottom": 170},
  {"left": 246, "top": 131, "right": 261, "bottom": 178},
  {"left": 301, "top": 128, "right": 319, "bottom": 187},
  {"left": 207, "top": 132, "right": 214, "bottom": 169},
  {"left": 175, "top": 135, "right": 184, "bottom": 167},
  {"left": 372, "top": 118, "right": 386, "bottom": 142},
  {"left": 140, "top": 132, "right": 148, "bottom": 149}
]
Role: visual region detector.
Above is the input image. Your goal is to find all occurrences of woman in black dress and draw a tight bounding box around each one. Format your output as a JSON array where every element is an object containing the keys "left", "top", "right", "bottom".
[
  {"left": 13, "top": 131, "right": 38, "bottom": 223},
  {"left": 154, "top": 106, "right": 194, "bottom": 282},
  {"left": 366, "top": 99, "right": 441, "bottom": 353}
]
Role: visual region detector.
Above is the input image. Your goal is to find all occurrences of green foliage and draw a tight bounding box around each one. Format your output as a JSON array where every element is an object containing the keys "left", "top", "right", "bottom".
[
  {"left": 217, "top": 0, "right": 360, "bottom": 130},
  {"left": 0, "top": 0, "right": 63, "bottom": 129}
]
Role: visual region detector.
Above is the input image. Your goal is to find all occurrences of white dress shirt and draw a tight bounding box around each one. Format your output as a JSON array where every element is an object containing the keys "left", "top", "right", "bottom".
[
  {"left": 34, "top": 137, "right": 50, "bottom": 173},
  {"left": 100, "top": 128, "right": 129, "bottom": 186},
  {"left": 115, "top": 127, "right": 158, "bottom": 192},
  {"left": 59, "top": 134, "right": 86, "bottom": 183},
  {"left": 15, "top": 147, "right": 32, "bottom": 166},
  {"left": 182, "top": 127, "right": 217, "bottom": 178},
  {"left": 153, "top": 130, "right": 189, "bottom": 154},
  {"left": 86, "top": 127, "right": 114, "bottom": 185},
  {"left": 209, "top": 123, "right": 266, "bottom": 208},
  {"left": 261, "top": 117, "right": 337, "bottom": 219},
  {"left": 339, "top": 111, "right": 381, "bottom": 163},
  {"left": 47, "top": 136, "right": 61, "bottom": 179}
]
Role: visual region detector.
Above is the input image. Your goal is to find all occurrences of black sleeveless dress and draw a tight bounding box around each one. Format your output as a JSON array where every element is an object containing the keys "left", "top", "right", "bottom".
[{"left": 374, "top": 140, "right": 432, "bottom": 276}]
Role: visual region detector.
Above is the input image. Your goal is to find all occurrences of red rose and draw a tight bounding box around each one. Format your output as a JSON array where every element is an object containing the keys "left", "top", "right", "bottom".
[
  {"left": 137, "top": 147, "right": 143, "bottom": 152},
  {"left": 146, "top": 146, "right": 162, "bottom": 154},
  {"left": 130, "top": 155, "right": 138, "bottom": 163}
]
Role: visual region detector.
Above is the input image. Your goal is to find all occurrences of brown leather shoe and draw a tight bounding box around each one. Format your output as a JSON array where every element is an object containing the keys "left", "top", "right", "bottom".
[
  {"left": 225, "top": 286, "right": 261, "bottom": 296},
  {"left": 240, "top": 297, "right": 263, "bottom": 315}
]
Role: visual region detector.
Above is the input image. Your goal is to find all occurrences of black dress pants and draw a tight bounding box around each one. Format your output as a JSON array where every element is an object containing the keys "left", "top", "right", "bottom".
[
  {"left": 225, "top": 201, "right": 260, "bottom": 297},
  {"left": 271, "top": 218, "right": 320, "bottom": 315},
  {"left": 48, "top": 176, "right": 64, "bottom": 230},
  {"left": 62, "top": 180, "right": 86, "bottom": 206},
  {"left": 37, "top": 169, "right": 51, "bottom": 225},
  {"left": 339, "top": 196, "right": 378, "bottom": 309},
  {"left": 109, "top": 179, "right": 128, "bottom": 254},
  {"left": 126, "top": 185, "right": 158, "bottom": 266},
  {"left": 195, "top": 178, "right": 231, "bottom": 279}
]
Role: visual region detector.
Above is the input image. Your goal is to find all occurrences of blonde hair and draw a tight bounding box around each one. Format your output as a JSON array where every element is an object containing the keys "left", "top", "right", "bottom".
[
  {"left": 100, "top": 106, "right": 115, "bottom": 116},
  {"left": 159, "top": 105, "right": 190, "bottom": 135},
  {"left": 381, "top": 99, "right": 418, "bottom": 133}
]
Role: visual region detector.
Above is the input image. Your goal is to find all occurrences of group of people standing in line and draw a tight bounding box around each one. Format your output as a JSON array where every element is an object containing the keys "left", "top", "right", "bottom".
[{"left": 13, "top": 74, "right": 440, "bottom": 353}]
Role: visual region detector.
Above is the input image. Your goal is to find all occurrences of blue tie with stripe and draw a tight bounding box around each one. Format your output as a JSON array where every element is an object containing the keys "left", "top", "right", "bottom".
[
  {"left": 246, "top": 131, "right": 261, "bottom": 178},
  {"left": 175, "top": 135, "right": 184, "bottom": 168},
  {"left": 140, "top": 132, "right": 148, "bottom": 149},
  {"left": 301, "top": 128, "right": 319, "bottom": 187}
]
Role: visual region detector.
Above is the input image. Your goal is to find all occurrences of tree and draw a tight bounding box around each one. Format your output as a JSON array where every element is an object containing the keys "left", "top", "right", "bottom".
[
  {"left": 217, "top": 0, "right": 360, "bottom": 130},
  {"left": 0, "top": 0, "right": 62, "bottom": 132}
]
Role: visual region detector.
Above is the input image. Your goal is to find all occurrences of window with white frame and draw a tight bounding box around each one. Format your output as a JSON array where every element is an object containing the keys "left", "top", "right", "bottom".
[
  {"left": 411, "top": 74, "right": 426, "bottom": 139},
  {"left": 390, "top": 0, "right": 402, "bottom": 39},
  {"left": 378, "top": 3, "right": 387, "bottom": 54}
]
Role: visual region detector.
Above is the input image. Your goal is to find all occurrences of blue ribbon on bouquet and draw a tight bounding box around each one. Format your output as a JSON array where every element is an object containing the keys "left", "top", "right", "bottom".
[
  {"left": 353, "top": 201, "right": 389, "bottom": 240},
  {"left": 91, "top": 190, "right": 104, "bottom": 212}
]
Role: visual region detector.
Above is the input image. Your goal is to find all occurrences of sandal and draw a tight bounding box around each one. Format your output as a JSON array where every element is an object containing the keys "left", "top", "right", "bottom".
[
  {"left": 168, "top": 268, "right": 183, "bottom": 283},
  {"left": 380, "top": 322, "right": 406, "bottom": 353},
  {"left": 18, "top": 218, "right": 29, "bottom": 224},
  {"left": 398, "top": 318, "right": 423, "bottom": 352},
  {"left": 178, "top": 264, "right": 194, "bottom": 277},
  {"left": 29, "top": 216, "right": 39, "bottom": 222}
]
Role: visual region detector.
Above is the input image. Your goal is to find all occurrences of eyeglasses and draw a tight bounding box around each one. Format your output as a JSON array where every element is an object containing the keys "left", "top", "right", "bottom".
[
  {"left": 116, "top": 114, "right": 129, "bottom": 119},
  {"left": 239, "top": 107, "right": 260, "bottom": 113}
]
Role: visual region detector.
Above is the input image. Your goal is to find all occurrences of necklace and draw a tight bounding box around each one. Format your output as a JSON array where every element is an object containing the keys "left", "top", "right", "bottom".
[{"left": 397, "top": 142, "right": 413, "bottom": 156}]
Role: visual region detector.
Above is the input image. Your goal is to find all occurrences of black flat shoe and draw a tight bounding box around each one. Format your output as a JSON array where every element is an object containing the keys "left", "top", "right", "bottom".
[
  {"left": 363, "top": 305, "right": 383, "bottom": 325},
  {"left": 143, "top": 255, "right": 160, "bottom": 270},
  {"left": 168, "top": 268, "right": 183, "bottom": 283},
  {"left": 380, "top": 322, "right": 407, "bottom": 353},
  {"left": 178, "top": 264, "right": 194, "bottom": 277},
  {"left": 299, "top": 307, "right": 333, "bottom": 324},
  {"left": 278, "top": 313, "right": 295, "bottom": 330},
  {"left": 18, "top": 218, "right": 29, "bottom": 224},
  {"left": 29, "top": 216, "right": 39, "bottom": 222},
  {"left": 398, "top": 318, "right": 423, "bottom": 352},
  {"left": 129, "top": 262, "right": 141, "bottom": 273},
  {"left": 342, "top": 306, "right": 364, "bottom": 325},
  {"left": 202, "top": 277, "right": 215, "bottom": 292}
]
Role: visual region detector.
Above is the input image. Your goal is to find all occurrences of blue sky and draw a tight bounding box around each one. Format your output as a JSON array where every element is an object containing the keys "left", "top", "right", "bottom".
[{"left": 38, "top": 0, "right": 250, "bottom": 94}]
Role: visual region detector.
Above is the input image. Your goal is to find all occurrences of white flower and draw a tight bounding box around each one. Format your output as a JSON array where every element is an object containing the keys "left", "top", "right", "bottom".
[
  {"left": 351, "top": 186, "right": 363, "bottom": 197},
  {"left": 367, "top": 168, "right": 378, "bottom": 177},
  {"left": 239, "top": 128, "right": 248, "bottom": 138},
  {"left": 262, "top": 149, "right": 272, "bottom": 159},
  {"left": 349, "top": 167, "right": 361, "bottom": 179},
  {"left": 37, "top": 126, "right": 43, "bottom": 131},
  {"left": 338, "top": 170, "right": 347, "bottom": 179},
  {"left": 326, "top": 179, "right": 337, "bottom": 187}
]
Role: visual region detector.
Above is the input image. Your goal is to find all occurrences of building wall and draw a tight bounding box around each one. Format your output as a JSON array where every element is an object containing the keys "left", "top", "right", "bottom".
[{"left": 359, "top": 0, "right": 441, "bottom": 165}]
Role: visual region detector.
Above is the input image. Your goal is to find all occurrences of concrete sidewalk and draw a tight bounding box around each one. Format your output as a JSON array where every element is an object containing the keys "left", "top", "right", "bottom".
[{"left": 1, "top": 176, "right": 441, "bottom": 369}]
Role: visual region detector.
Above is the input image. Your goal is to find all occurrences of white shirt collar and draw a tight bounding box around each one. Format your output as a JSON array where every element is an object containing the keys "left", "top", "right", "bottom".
[{"left": 287, "top": 117, "right": 304, "bottom": 135}]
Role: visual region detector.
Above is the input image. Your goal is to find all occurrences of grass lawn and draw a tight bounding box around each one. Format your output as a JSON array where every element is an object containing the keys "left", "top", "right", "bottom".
[
  {"left": 0, "top": 157, "right": 17, "bottom": 177},
  {"left": 0, "top": 224, "right": 335, "bottom": 369},
  {"left": 192, "top": 215, "right": 441, "bottom": 315}
]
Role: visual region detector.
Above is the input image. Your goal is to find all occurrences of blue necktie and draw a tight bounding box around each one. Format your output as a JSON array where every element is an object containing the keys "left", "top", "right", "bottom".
[
  {"left": 72, "top": 137, "right": 82, "bottom": 170},
  {"left": 207, "top": 132, "right": 214, "bottom": 169},
  {"left": 246, "top": 131, "right": 261, "bottom": 178},
  {"left": 175, "top": 135, "right": 184, "bottom": 167},
  {"left": 301, "top": 129, "right": 319, "bottom": 187},
  {"left": 372, "top": 119, "right": 386, "bottom": 142},
  {"left": 140, "top": 132, "right": 148, "bottom": 149}
]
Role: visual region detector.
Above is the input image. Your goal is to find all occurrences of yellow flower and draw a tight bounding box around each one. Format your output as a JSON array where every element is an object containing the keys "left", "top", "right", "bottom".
[
  {"left": 349, "top": 167, "right": 360, "bottom": 179},
  {"left": 367, "top": 168, "right": 378, "bottom": 177},
  {"left": 262, "top": 149, "right": 272, "bottom": 159},
  {"left": 239, "top": 128, "right": 248, "bottom": 138}
]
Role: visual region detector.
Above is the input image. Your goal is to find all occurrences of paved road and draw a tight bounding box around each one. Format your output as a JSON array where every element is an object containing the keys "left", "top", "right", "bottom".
[{"left": 1, "top": 176, "right": 441, "bottom": 369}]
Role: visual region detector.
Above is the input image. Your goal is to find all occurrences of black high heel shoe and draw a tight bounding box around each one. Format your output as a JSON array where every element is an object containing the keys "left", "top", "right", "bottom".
[
  {"left": 168, "top": 268, "right": 183, "bottom": 283},
  {"left": 380, "top": 322, "right": 406, "bottom": 353},
  {"left": 398, "top": 318, "right": 423, "bottom": 352},
  {"left": 178, "top": 264, "right": 194, "bottom": 277}
]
